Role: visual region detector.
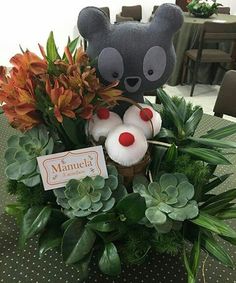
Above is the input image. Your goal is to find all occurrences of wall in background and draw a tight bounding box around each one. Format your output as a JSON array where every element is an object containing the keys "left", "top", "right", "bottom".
[{"left": 0, "top": 0, "right": 235, "bottom": 66}]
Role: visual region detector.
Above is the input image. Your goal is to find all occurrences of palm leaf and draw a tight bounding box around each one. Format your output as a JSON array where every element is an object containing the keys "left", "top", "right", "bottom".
[
  {"left": 201, "top": 124, "right": 236, "bottom": 140},
  {"left": 201, "top": 233, "right": 234, "bottom": 268},
  {"left": 217, "top": 208, "right": 236, "bottom": 220},
  {"left": 188, "top": 137, "right": 236, "bottom": 149},
  {"left": 202, "top": 173, "right": 232, "bottom": 194},
  {"left": 180, "top": 147, "right": 231, "bottom": 165},
  {"left": 184, "top": 107, "right": 203, "bottom": 137},
  {"left": 191, "top": 212, "right": 236, "bottom": 238}
]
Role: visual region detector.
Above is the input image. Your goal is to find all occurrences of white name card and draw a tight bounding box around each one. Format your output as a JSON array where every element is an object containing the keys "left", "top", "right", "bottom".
[{"left": 37, "top": 146, "right": 108, "bottom": 191}]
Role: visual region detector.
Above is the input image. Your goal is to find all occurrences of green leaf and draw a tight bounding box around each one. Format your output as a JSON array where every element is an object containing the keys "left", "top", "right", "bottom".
[
  {"left": 180, "top": 147, "right": 231, "bottom": 165},
  {"left": 62, "top": 219, "right": 96, "bottom": 264},
  {"left": 202, "top": 189, "right": 236, "bottom": 207},
  {"left": 5, "top": 162, "right": 21, "bottom": 180},
  {"left": 188, "top": 137, "right": 236, "bottom": 149},
  {"left": 116, "top": 193, "right": 146, "bottom": 223},
  {"left": 201, "top": 233, "right": 234, "bottom": 268},
  {"left": 73, "top": 251, "right": 92, "bottom": 280},
  {"left": 202, "top": 199, "right": 235, "bottom": 215},
  {"left": 62, "top": 117, "right": 84, "bottom": 146},
  {"left": 98, "top": 243, "right": 121, "bottom": 276},
  {"left": 217, "top": 208, "right": 236, "bottom": 219},
  {"left": 39, "top": 226, "right": 62, "bottom": 258},
  {"left": 156, "top": 127, "right": 175, "bottom": 139},
  {"left": 190, "top": 232, "right": 201, "bottom": 277},
  {"left": 5, "top": 203, "right": 25, "bottom": 223},
  {"left": 201, "top": 124, "right": 236, "bottom": 140},
  {"left": 165, "top": 143, "right": 178, "bottom": 162},
  {"left": 145, "top": 207, "right": 167, "bottom": 225},
  {"left": 158, "top": 89, "right": 183, "bottom": 134},
  {"left": 46, "top": 31, "right": 61, "bottom": 61},
  {"left": 150, "top": 145, "right": 168, "bottom": 181},
  {"left": 19, "top": 206, "right": 52, "bottom": 247},
  {"left": 184, "top": 107, "right": 203, "bottom": 136},
  {"left": 191, "top": 212, "right": 236, "bottom": 238},
  {"left": 20, "top": 159, "right": 37, "bottom": 175},
  {"left": 86, "top": 213, "right": 118, "bottom": 232},
  {"left": 62, "top": 37, "right": 79, "bottom": 61},
  {"left": 202, "top": 173, "right": 232, "bottom": 194},
  {"left": 183, "top": 246, "right": 194, "bottom": 282},
  {"left": 177, "top": 97, "right": 187, "bottom": 122}
]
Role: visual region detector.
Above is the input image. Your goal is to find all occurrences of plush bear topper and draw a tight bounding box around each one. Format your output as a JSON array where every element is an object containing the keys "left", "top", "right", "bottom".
[{"left": 78, "top": 4, "right": 183, "bottom": 115}]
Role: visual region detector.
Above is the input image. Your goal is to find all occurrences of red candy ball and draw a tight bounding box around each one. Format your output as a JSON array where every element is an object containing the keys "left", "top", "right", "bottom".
[
  {"left": 140, "top": 108, "right": 153, "bottom": 121},
  {"left": 119, "top": 132, "right": 135, "bottom": 147},
  {"left": 97, "top": 108, "right": 110, "bottom": 120}
]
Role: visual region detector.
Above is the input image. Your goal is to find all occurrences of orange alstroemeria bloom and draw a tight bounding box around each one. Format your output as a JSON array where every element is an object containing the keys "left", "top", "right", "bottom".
[
  {"left": 46, "top": 79, "right": 82, "bottom": 123},
  {"left": 0, "top": 65, "right": 41, "bottom": 131},
  {"left": 10, "top": 50, "right": 48, "bottom": 75}
]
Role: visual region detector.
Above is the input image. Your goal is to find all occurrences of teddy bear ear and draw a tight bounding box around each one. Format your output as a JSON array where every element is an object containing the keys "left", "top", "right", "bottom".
[
  {"left": 150, "top": 4, "right": 183, "bottom": 35},
  {"left": 77, "top": 7, "right": 111, "bottom": 40}
]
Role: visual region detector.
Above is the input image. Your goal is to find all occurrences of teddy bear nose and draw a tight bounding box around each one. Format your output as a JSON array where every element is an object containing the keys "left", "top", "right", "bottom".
[{"left": 126, "top": 77, "right": 140, "bottom": 87}]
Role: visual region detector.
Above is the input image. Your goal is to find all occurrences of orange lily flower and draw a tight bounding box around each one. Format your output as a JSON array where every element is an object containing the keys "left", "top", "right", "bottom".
[
  {"left": 10, "top": 50, "right": 47, "bottom": 75},
  {"left": 46, "top": 79, "right": 81, "bottom": 123}
]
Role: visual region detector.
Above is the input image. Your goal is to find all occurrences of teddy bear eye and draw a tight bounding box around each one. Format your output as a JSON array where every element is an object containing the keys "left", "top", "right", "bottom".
[
  {"left": 143, "top": 46, "right": 166, "bottom": 82},
  {"left": 112, "top": 72, "right": 119, "bottom": 79},
  {"left": 98, "top": 47, "right": 124, "bottom": 83}
]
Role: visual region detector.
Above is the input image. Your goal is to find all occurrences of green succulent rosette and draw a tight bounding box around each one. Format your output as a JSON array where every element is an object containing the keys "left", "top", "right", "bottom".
[
  {"left": 5, "top": 125, "right": 54, "bottom": 187},
  {"left": 133, "top": 173, "right": 199, "bottom": 233},
  {"left": 54, "top": 165, "right": 127, "bottom": 219}
]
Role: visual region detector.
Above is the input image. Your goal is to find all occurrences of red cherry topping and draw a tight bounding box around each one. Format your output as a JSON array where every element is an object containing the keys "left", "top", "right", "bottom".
[
  {"left": 97, "top": 108, "right": 110, "bottom": 120},
  {"left": 140, "top": 108, "right": 153, "bottom": 121},
  {"left": 119, "top": 132, "right": 135, "bottom": 147}
]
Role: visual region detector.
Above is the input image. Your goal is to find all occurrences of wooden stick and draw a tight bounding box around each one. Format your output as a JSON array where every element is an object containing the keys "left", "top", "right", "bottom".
[{"left": 147, "top": 140, "right": 174, "bottom": 148}]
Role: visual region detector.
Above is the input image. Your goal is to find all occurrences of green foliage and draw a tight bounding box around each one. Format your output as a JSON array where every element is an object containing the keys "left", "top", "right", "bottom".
[
  {"left": 19, "top": 206, "right": 52, "bottom": 248},
  {"left": 187, "top": 0, "right": 222, "bottom": 18},
  {"left": 5, "top": 126, "right": 54, "bottom": 187},
  {"left": 120, "top": 227, "right": 152, "bottom": 265},
  {"left": 191, "top": 212, "right": 236, "bottom": 238},
  {"left": 115, "top": 193, "right": 146, "bottom": 224},
  {"left": 7, "top": 180, "right": 55, "bottom": 208},
  {"left": 99, "top": 243, "right": 121, "bottom": 276},
  {"left": 54, "top": 165, "right": 127, "bottom": 219},
  {"left": 62, "top": 218, "right": 96, "bottom": 265},
  {"left": 152, "top": 231, "right": 183, "bottom": 255},
  {"left": 153, "top": 90, "right": 234, "bottom": 166},
  {"left": 133, "top": 173, "right": 199, "bottom": 233},
  {"left": 168, "top": 154, "right": 210, "bottom": 199}
]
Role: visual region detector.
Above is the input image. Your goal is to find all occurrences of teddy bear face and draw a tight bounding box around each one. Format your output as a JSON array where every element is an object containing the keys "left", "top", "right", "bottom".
[
  {"left": 78, "top": 4, "right": 183, "bottom": 112},
  {"left": 95, "top": 23, "right": 173, "bottom": 95}
]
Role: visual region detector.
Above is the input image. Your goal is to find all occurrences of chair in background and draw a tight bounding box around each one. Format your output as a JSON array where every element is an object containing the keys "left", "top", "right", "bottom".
[
  {"left": 175, "top": 0, "right": 188, "bottom": 12},
  {"left": 116, "top": 5, "right": 142, "bottom": 23},
  {"left": 181, "top": 22, "right": 236, "bottom": 96},
  {"left": 213, "top": 70, "right": 236, "bottom": 118},
  {"left": 100, "top": 7, "right": 110, "bottom": 20},
  {"left": 152, "top": 6, "right": 159, "bottom": 15},
  {"left": 217, "top": 6, "right": 231, "bottom": 15},
  {"left": 149, "top": 6, "right": 159, "bottom": 21}
]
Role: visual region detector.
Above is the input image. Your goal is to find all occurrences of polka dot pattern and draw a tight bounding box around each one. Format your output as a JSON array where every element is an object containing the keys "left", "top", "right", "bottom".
[{"left": 1, "top": 114, "right": 236, "bottom": 282}]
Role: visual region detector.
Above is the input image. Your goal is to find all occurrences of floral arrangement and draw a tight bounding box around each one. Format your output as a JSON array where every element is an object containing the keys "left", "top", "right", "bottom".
[
  {"left": 187, "top": 0, "right": 222, "bottom": 18},
  {"left": 1, "top": 33, "right": 236, "bottom": 283}
]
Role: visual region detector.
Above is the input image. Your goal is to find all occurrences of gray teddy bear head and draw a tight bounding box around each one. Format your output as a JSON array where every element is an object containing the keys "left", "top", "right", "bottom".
[{"left": 78, "top": 4, "right": 183, "bottom": 115}]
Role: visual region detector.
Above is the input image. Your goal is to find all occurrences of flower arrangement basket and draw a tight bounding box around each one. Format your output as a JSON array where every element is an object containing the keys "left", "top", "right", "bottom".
[{"left": 1, "top": 33, "right": 236, "bottom": 283}]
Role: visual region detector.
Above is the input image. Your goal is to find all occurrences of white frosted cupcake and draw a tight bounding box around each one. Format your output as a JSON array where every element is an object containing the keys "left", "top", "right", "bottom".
[
  {"left": 123, "top": 104, "right": 162, "bottom": 139},
  {"left": 88, "top": 108, "right": 122, "bottom": 142},
  {"left": 105, "top": 124, "right": 148, "bottom": 167}
]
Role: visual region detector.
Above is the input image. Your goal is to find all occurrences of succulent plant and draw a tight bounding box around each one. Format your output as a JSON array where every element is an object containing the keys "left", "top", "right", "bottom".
[
  {"left": 54, "top": 165, "right": 127, "bottom": 219},
  {"left": 5, "top": 125, "right": 54, "bottom": 187},
  {"left": 133, "top": 173, "right": 199, "bottom": 233}
]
